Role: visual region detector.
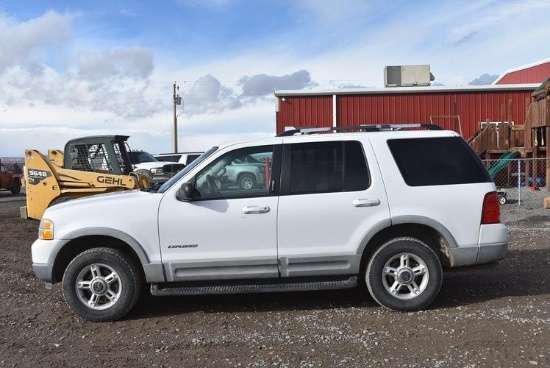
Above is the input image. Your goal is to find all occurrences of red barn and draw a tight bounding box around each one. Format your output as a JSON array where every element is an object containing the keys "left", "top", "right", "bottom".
[
  {"left": 494, "top": 59, "right": 550, "bottom": 85},
  {"left": 274, "top": 84, "right": 536, "bottom": 142}
]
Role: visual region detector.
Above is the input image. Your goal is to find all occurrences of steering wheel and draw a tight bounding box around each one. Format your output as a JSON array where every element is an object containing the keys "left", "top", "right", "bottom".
[{"left": 206, "top": 175, "right": 220, "bottom": 196}]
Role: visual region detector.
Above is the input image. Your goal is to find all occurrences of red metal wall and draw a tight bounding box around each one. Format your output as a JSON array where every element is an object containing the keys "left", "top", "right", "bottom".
[
  {"left": 496, "top": 61, "right": 550, "bottom": 85},
  {"left": 276, "top": 96, "right": 333, "bottom": 134},
  {"left": 276, "top": 90, "right": 532, "bottom": 140}
]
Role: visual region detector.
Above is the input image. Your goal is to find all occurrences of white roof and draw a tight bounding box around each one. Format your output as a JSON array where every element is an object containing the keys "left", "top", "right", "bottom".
[{"left": 274, "top": 83, "right": 539, "bottom": 97}]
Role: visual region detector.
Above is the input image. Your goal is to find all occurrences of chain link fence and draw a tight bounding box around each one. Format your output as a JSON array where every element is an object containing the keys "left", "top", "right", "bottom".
[{"left": 483, "top": 157, "right": 549, "bottom": 209}]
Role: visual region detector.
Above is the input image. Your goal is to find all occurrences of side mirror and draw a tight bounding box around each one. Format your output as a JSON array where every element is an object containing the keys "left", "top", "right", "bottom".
[{"left": 176, "top": 182, "right": 200, "bottom": 202}]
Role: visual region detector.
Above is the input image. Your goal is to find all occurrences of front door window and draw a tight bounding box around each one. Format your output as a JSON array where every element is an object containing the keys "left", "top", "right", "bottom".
[{"left": 195, "top": 145, "right": 275, "bottom": 200}]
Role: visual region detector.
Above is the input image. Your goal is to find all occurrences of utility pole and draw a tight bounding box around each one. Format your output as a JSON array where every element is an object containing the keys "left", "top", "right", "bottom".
[{"left": 172, "top": 82, "right": 182, "bottom": 153}]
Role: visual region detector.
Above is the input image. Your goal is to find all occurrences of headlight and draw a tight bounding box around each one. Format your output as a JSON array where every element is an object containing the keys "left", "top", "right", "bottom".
[
  {"left": 150, "top": 167, "right": 163, "bottom": 174},
  {"left": 39, "top": 219, "right": 54, "bottom": 240}
]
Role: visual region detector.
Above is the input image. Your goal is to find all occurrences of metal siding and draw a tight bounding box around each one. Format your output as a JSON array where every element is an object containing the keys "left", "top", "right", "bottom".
[
  {"left": 276, "top": 90, "right": 532, "bottom": 140},
  {"left": 496, "top": 62, "right": 550, "bottom": 84},
  {"left": 334, "top": 91, "right": 530, "bottom": 139},
  {"left": 276, "top": 96, "right": 333, "bottom": 134}
]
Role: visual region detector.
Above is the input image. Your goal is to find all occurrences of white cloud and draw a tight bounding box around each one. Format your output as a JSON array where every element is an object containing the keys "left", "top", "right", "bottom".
[
  {"left": 0, "top": 11, "right": 73, "bottom": 72},
  {"left": 77, "top": 47, "right": 153, "bottom": 80},
  {"left": 0, "top": 86, "right": 277, "bottom": 156},
  {"left": 185, "top": 74, "right": 240, "bottom": 115},
  {"left": 240, "top": 70, "right": 317, "bottom": 97}
]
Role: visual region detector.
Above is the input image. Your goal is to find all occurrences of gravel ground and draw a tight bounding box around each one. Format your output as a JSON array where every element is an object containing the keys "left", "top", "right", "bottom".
[{"left": 0, "top": 191, "right": 549, "bottom": 368}]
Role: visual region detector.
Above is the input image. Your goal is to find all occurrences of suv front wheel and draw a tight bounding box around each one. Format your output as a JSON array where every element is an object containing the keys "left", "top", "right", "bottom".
[
  {"left": 62, "top": 248, "right": 142, "bottom": 322},
  {"left": 366, "top": 237, "right": 442, "bottom": 312},
  {"left": 238, "top": 173, "right": 257, "bottom": 190}
]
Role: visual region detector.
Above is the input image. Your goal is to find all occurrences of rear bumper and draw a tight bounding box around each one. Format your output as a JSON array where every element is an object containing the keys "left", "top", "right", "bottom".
[
  {"left": 477, "top": 223, "right": 508, "bottom": 263},
  {"left": 477, "top": 242, "right": 508, "bottom": 264},
  {"left": 449, "top": 223, "right": 508, "bottom": 267}
]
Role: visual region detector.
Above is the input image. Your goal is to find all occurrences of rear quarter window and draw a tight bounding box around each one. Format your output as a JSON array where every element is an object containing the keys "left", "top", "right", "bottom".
[{"left": 387, "top": 137, "right": 491, "bottom": 186}]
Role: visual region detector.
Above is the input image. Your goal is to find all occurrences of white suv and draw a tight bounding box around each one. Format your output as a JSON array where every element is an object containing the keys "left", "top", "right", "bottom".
[{"left": 31, "top": 124, "right": 508, "bottom": 321}]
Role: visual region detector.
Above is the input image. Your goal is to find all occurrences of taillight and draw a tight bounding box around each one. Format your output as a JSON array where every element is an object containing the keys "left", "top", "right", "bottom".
[{"left": 481, "top": 191, "right": 501, "bottom": 224}]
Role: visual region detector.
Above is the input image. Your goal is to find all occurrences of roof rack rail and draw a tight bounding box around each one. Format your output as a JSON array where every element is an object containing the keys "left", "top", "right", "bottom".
[{"left": 277, "top": 123, "right": 441, "bottom": 137}]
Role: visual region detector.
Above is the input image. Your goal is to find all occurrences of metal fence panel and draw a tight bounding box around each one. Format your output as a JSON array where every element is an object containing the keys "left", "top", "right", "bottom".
[{"left": 483, "top": 158, "right": 548, "bottom": 208}]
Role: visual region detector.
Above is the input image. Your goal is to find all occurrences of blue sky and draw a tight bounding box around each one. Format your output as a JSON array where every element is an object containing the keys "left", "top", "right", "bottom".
[{"left": 1, "top": 0, "right": 549, "bottom": 157}]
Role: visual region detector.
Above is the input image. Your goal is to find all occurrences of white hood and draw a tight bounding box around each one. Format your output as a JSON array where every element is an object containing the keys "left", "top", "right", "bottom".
[{"left": 133, "top": 162, "right": 164, "bottom": 171}]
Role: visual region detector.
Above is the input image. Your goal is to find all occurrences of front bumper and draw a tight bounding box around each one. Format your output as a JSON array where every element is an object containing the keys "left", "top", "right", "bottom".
[
  {"left": 31, "top": 238, "right": 69, "bottom": 283},
  {"left": 32, "top": 263, "right": 53, "bottom": 283}
]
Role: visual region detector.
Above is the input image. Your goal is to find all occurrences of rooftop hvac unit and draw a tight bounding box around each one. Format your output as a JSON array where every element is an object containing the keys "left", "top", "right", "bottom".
[{"left": 384, "top": 65, "right": 434, "bottom": 87}]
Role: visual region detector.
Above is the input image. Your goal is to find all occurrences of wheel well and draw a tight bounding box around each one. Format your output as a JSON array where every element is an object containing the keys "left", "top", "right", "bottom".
[
  {"left": 238, "top": 172, "right": 255, "bottom": 180},
  {"left": 360, "top": 224, "right": 451, "bottom": 275},
  {"left": 51, "top": 235, "right": 144, "bottom": 283}
]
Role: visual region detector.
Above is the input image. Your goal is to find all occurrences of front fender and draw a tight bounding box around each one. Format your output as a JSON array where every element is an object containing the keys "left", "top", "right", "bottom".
[
  {"left": 62, "top": 227, "right": 152, "bottom": 263},
  {"left": 57, "top": 227, "right": 166, "bottom": 283}
]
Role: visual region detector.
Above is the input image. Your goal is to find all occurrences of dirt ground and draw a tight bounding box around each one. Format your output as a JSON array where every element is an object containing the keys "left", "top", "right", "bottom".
[{"left": 1, "top": 192, "right": 549, "bottom": 368}]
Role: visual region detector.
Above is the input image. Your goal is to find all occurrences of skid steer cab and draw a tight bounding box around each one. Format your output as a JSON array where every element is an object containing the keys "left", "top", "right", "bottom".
[{"left": 21, "top": 135, "right": 152, "bottom": 220}]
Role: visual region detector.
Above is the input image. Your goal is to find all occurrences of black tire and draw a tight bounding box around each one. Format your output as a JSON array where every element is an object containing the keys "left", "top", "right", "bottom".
[
  {"left": 238, "top": 173, "right": 257, "bottom": 190},
  {"left": 62, "top": 248, "right": 142, "bottom": 322},
  {"left": 366, "top": 237, "right": 442, "bottom": 312},
  {"left": 499, "top": 195, "right": 506, "bottom": 205},
  {"left": 10, "top": 180, "right": 21, "bottom": 195}
]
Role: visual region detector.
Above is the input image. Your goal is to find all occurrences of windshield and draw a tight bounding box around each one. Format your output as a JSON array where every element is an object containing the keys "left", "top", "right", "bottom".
[
  {"left": 129, "top": 151, "right": 158, "bottom": 164},
  {"left": 156, "top": 146, "right": 218, "bottom": 193}
]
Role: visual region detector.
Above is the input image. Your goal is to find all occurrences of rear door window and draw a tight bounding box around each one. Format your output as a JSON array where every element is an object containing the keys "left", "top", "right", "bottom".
[{"left": 282, "top": 140, "right": 369, "bottom": 195}]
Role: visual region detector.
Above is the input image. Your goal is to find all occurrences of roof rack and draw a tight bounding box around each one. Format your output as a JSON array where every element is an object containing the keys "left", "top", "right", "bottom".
[{"left": 277, "top": 123, "right": 442, "bottom": 137}]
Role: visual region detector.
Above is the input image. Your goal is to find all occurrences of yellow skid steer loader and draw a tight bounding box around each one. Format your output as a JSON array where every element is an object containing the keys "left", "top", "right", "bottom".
[{"left": 22, "top": 135, "right": 151, "bottom": 220}]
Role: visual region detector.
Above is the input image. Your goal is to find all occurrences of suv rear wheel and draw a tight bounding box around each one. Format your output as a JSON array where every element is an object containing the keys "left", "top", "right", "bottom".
[
  {"left": 366, "top": 237, "right": 442, "bottom": 311},
  {"left": 62, "top": 248, "right": 141, "bottom": 322}
]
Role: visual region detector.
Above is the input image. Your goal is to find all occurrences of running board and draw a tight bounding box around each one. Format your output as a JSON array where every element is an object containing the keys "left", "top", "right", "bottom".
[{"left": 151, "top": 276, "right": 358, "bottom": 296}]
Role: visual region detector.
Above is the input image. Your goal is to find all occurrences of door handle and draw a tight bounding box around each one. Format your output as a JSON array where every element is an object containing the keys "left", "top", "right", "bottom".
[
  {"left": 242, "top": 205, "right": 270, "bottom": 214},
  {"left": 353, "top": 198, "right": 381, "bottom": 207}
]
